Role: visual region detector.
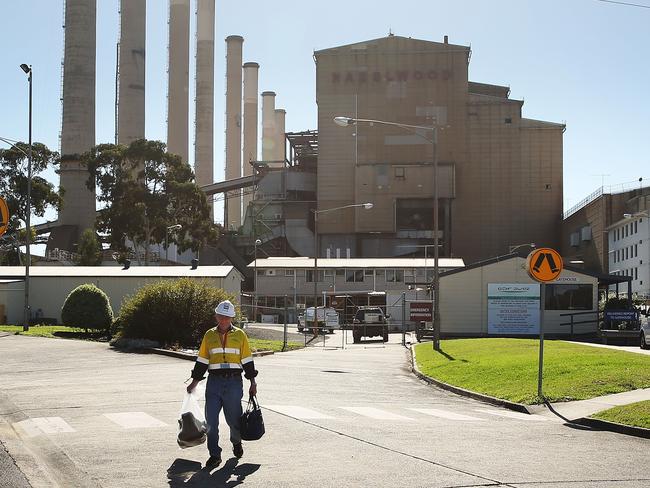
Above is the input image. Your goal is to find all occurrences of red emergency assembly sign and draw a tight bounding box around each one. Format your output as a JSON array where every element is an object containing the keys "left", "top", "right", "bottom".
[{"left": 410, "top": 302, "right": 432, "bottom": 321}]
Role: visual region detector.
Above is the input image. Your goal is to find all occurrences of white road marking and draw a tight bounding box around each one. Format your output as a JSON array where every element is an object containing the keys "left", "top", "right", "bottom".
[
  {"left": 409, "top": 408, "right": 485, "bottom": 421},
  {"left": 266, "top": 405, "right": 334, "bottom": 419},
  {"left": 13, "top": 417, "right": 75, "bottom": 437},
  {"left": 474, "top": 408, "right": 548, "bottom": 421},
  {"left": 340, "top": 407, "right": 414, "bottom": 420},
  {"left": 103, "top": 412, "right": 168, "bottom": 429}
]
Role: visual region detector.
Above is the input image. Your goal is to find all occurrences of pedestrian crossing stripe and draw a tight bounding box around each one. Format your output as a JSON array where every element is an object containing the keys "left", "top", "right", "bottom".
[
  {"left": 339, "top": 407, "right": 414, "bottom": 420},
  {"left": 474, "top": 408, "right": 548, "bottom": 421},
  {"left": 14, "top": 417, "right": 76, "bottom": 437},
  {"left": 408, "top": 408, "right": 485, "bottom": 421},
  {"left": 103, "top": 412, "right": 168, "bottom": 429},
  {"left": 266, "top": 405, "right": 334, "bottom": 419}
]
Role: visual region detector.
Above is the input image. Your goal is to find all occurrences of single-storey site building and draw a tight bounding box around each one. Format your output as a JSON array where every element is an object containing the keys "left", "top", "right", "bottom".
[{"left": 0, "top": 266, "right": 242, "bottom": 325}]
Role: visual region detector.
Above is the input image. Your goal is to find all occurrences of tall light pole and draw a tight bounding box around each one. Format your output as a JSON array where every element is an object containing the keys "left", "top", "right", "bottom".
[
  {"left": 20, "top": 64, "right": 32, "bottom": 332},
  {"left": 254, "top": 238, "right": 261, "bottom": 323},
  {"left": 335, "top": 116, "right": 444, "bottom": 350},
  {"left": 312, "top": 202, "right": 373, "bottom": 332},
  {"left": 165, "top": 224, "right": 182, "bottom": 264}
]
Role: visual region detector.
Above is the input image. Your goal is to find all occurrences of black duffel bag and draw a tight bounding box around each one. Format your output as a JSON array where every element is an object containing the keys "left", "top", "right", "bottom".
[{"left": 240, "top": 396, "right": 265, "bottom": 441}]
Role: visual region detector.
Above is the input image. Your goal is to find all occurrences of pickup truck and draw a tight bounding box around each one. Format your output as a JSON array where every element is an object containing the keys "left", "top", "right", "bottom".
[
  {"left": 352, "top": 307, "right": 389, "bottom": 343},
  {"left": 298, "top": 307, "right": 339, "bottom": 334}
]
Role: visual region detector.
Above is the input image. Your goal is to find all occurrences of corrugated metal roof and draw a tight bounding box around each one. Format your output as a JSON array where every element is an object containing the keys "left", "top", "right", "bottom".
[
  {"left": 248, "top": 257, "right": 464, "bottom": 269},
  {"left": 0, "top": 266, "right": 238, "bottom": 279}
]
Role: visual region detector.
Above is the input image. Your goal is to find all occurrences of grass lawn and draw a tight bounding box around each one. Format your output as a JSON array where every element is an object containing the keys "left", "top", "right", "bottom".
[
  {"left": 591, "top": 400, "right": 650, "bottom": 429},
  {"left": 0, "top": 324, "right": 102, "bottom": 339},
  {"left": 414, "top": 338, "right": 650, "bottom": 405},
  {"left": 248, "top": 338, "right": 302, "bottom": 352}
]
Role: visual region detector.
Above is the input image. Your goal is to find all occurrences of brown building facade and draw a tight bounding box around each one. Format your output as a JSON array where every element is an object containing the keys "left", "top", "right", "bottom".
[{"left": 314, "top": 35, "right": 564, "bottom": 264}]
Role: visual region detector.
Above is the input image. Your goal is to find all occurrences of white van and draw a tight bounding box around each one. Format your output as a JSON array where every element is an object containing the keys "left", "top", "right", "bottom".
[{"left": 298, "top": 307, "right": 339, "bottom": 333}]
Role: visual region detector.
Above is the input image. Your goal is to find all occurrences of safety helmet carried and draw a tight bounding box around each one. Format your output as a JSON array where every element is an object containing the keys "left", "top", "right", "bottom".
[{"left": 214, "top": 300, "right": 236, "bottom": 318}]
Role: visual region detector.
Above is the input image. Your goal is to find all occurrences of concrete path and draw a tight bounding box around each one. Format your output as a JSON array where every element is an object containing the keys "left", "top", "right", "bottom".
[
  {"left": 533, "top": 388, "right": 650, "bottom": 421},
  {"left": 563, "top": 340, "right": 650, "bottom": 356},
  {"left": 1, "top": 334, "right": 649, "bottom": 487}
]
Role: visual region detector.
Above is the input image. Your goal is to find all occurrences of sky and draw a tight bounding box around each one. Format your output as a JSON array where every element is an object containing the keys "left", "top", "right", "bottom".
[{"left": 1, "top": 0, "right": 649, "bottom": 232}]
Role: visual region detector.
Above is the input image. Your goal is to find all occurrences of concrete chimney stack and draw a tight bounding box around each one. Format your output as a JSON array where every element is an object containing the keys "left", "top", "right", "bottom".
[
  {"left": 261, "top": 91, "right": 276, "bottom": 162},
  {"left": 242, "top": 62, "right": 259, "bottom": 216},
  {"left": 195, "top": 0, "right": 215, "bottom": 218},
  {"left": 274, "top": 108, "right": 286, "bottom": 163},
  {"left": 118, "top": 0, "right": 146, "bottom": 145},
  {"left": 58, "top": 0, "right": 97, "bottom": 238},
  {"left": 224, "top": 35, "right": 244, "bottom": 229},
  {"left": 167, "top": 0, "right": 190, "bottom": 163}
]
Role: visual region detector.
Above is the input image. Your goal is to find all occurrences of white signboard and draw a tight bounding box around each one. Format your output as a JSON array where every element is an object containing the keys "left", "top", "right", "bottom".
[{"left": 488, "top": 283, "right": 540, "bottom": 335}]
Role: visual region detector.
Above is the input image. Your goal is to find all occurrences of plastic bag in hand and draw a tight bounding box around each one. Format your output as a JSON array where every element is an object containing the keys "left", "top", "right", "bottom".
[{"left": 177, "top": 390, "right": 207, "bottom": 448}]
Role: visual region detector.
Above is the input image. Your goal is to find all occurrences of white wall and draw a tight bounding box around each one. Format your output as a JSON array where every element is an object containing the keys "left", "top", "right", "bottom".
[
  {"left": 0, "top": 272, "right": 242, "bottom": 325},
  {"left": 440, "top": 257, "right": 599, "bottom": 335}
]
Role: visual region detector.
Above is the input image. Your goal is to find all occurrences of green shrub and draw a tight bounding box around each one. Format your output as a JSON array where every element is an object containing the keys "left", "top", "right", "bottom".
[
  {"left": 115, "top": 278, "right": 240, "bottom": 347},
  {"left": 61, "top": 284, "right": 114, "bottom": 332}
]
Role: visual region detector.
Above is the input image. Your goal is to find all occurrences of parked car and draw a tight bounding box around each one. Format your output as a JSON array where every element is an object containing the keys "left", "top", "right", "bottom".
[
  {"left": 298, "top": 307, "right": 339, "bottom": 334},
  {"left": 352, "top": 307, "right": 389, "bottom": 343},
  {"left": 640, "top": 312, "right": 650, "bottom": 349}
]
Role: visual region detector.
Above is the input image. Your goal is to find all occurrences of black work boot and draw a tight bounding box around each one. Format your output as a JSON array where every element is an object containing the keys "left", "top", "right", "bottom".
[
  {"left": 233, "top": 443, "right": 244, "bottom": 459},
  {"left": 205, "top": 454, "right": 222, "bottom": 470}
]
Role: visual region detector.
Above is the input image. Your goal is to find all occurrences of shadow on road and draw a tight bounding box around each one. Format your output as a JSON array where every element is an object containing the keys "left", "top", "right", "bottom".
[
  {"left": 543, "top": 400, "right": 595, "bottom": 431},
  {"left": 167, "top": 457, "right": 261, "bottom": 487}
]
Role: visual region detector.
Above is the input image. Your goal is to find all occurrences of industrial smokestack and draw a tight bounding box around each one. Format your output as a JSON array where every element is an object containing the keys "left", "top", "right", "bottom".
[
  {"left": 167, "top": 0, "right": 190, "bottom": 163},
  {"left": 224, "top": 35, "right": 244, "bottom": 230},
  {"left": 195, "top": 0, "right": 215, "bottom": 218},
  {"left": 118, "top": 0, "right": 146, "bottom": 145},
  {"left": 58, "top": 0, "right": 96, "bottom": 235},
  {"left": 261, "top": 91, "right": 276, "bottom": 162},
  {"left": 274, "top": 108, "right": 286, "bottom": 163},
  {"left": 242, "top": 62, "right": 259, "bottom": 216}
]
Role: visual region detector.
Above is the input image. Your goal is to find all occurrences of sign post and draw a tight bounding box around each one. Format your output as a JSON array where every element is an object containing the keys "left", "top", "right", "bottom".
[
  {"left": 0, "top": 197, "right": 9, "bottom": 238},
  {"left": 525, "top": 247, "right": 563, "bottom": 401}
]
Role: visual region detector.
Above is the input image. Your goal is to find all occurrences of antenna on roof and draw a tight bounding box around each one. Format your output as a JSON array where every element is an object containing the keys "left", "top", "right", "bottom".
[{"left": 388, "top": 28, "right": 394, "bottom": 37}]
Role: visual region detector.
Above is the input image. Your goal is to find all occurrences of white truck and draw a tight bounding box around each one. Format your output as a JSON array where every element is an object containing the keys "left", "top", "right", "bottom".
[{"left": 298, "top": 307, "right": 339, "bottom": 334}]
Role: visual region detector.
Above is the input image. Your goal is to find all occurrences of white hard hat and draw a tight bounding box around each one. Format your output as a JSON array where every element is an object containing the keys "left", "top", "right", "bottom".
[{"left": 214, "top": 300, "right": 236, "bottom": 317}]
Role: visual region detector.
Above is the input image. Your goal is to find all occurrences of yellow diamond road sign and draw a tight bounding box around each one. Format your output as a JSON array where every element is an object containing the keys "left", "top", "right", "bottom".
[{"left": 0, "top": 197, "right": 9, "bottom": 238}]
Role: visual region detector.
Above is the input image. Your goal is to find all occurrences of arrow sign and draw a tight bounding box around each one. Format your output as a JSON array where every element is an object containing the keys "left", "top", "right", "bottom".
[
  {"left": 526, "top": 248, "right": 563, "bottom": 283},
  {"left": 0, "top": 197, "right": 9, "bottom": 238}
]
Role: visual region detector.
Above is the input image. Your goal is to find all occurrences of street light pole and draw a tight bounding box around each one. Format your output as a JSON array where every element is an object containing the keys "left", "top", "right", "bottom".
[
  {"left": 20, "top": 64, "right": 32, "bottom": 332},
  {"left": 335, "top": 116, "right": 443, "bottom": 350},
  {"left": 311, "top": 202, "right": 373, "bottom": 333}
]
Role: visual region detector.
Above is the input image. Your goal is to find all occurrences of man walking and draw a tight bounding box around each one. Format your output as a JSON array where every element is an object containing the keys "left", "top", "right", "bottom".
[{"left": 186, "top": 300, "right": 258, "bottom": 470}]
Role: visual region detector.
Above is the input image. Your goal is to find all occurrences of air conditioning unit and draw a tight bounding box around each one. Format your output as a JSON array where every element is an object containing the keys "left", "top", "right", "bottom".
[
  {"left": 570, "top": 232, "right": 580, "bottom": 247},
  {"left": 274, "top": 213, "right": 282, "bottom": 220},
  {"left": 581, "top": 226, "right": 592, "bottom": 242}
]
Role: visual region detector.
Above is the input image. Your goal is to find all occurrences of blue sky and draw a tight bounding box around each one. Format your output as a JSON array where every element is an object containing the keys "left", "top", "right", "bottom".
[{"left": 1, "top": 0, "right": 649, "bottom": 228}]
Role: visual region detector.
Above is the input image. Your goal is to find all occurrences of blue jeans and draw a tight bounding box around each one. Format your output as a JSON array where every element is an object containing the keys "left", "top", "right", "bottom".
[{"left": 205, "top": 374, "right": 243, "bottom": 456}]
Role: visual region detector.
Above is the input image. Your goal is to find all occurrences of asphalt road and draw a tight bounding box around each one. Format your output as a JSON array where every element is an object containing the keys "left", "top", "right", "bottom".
[{"left": 0, "top": 333, "right": 648, "bottom": 488}]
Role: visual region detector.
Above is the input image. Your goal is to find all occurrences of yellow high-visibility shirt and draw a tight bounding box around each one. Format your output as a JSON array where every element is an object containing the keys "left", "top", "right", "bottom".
[{"left": 191, "top": 326, "right": 257, "bottom": 379}]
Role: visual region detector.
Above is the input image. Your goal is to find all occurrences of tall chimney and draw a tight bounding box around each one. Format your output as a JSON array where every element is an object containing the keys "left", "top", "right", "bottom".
[
  {"left": 261, "top": 91, "right": 276, "bottom": 162},
  {"left": 58, "top": 0, "right": 96, "bottom": 235},
  {"left": 274, "top": 108, "right": 286, "bottom": 163},
  {"left": 117, "top": 0, "right": 146, "bottom": 145},
  {"left": 242, "top": 62, "right": 259, "bottom": 217},
  {"left": 224, "top": 35, "right": 244, "bottom": 229},
  {"left": 195, "top": 0, "right": 215, "bottom": 218},
  {"left": 167, "top": 0, "right": 190, "bottom": 163}
]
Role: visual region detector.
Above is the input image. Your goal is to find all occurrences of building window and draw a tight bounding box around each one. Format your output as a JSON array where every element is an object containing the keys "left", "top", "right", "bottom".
[
  {"left": 306, "top": 270, "right": 325, "bottom": 282},
  {"left": 635, "top": 244, "right": 638, "bottom": 257},
  {"left": 635, "top": 267, "right": 638, "bottom": 280},
  {"left": 395, "top": 167, "right": 405, "bottom": 179},
  {"left": 505, "top": 117, "right": 512, "bottom": 124},
  {"left": 257, "top": 269, "right": 265, "bottom": 276},
  {"left": 364, "top": 269, "right": 374, "bottom": 278},
  {"left": 336, "top": 269, "right": 345, "bottom": 277},
  {"left": 345, "top": 269, "right": 364, "bottom": 282},
  {"left": 285, "top": 269, "right": 295, "bottom": 277},
  {"left": 544, "top": 284, "right": 594, "bottom": 310},
  {"left": 324, "top": 269, "right": 334, "bottom": 277},
  {"left": 634, "top": 221, "right": 638, "bottom": 233},
  {"left": 386, "top": 269, "right": 404, "bottom": 283}
]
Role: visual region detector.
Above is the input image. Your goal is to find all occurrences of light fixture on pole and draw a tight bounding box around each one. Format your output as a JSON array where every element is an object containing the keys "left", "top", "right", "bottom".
[
  {"left": 508, "top": 242, "right": 536, "bottom": 254},
  {"left": 20, "top": 63, "right": 32, "bottom": 332},
  {"left": 165, "top": 224, "right": 182, "bottom": 264},
  {"left": 335, "top": 115, "right": 444, "bottom": 351},
  {"left": 312, "top": 202, "right": 373, "bottom": 333}
]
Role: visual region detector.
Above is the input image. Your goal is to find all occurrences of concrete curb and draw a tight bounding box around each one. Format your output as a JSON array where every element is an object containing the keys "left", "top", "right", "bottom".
[
  {"left": 148, "top": 348, "right": 274, "bottom": 361},
  {"left": 409, "top": 345, "right": 533, "bottom": 414},
  {"left": 572, "top": 416, "right": 650, "bottom": 439}
]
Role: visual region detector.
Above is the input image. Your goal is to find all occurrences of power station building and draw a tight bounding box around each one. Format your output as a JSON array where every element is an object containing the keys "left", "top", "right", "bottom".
[{"left": 231, "top": 34, "right": 565, "bottom": 269}]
